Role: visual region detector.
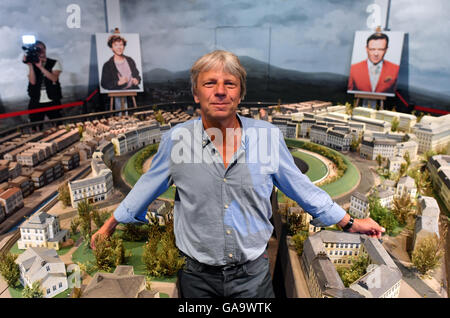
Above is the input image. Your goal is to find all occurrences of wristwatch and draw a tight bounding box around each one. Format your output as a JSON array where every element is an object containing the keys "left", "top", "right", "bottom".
[{"left": 342, "top": 217, "right": 354, "bottom": 232}]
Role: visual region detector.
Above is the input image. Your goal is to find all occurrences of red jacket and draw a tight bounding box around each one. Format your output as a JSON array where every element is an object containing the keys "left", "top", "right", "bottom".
[{"left": 348, "top": 60, "right": 399, "bottom": 94}]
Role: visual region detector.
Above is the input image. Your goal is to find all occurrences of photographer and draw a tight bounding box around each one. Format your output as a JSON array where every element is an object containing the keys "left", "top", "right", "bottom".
[{"left": 24, "top": 40, "right": 62, "bottom": 125}]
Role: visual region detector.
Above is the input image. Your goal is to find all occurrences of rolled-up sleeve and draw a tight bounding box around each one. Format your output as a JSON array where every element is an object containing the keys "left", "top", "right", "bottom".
[
  {"left": 272, "top": 133, "right": 346, "bottom": 227},
  {"left": 114, "top": 132, "right": 173, "bottom": 224}
]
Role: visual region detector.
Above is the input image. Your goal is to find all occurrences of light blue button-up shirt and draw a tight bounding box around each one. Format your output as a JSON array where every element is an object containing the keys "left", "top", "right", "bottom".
[{"left": 114, "top": 114, "right": 346, "bottom": 266}]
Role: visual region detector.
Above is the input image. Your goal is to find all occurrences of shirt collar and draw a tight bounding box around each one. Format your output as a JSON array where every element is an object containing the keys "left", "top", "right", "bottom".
[
  {"left": 368, "top": 59, "right": 383, "bottom": 69},
  {"left": 198, "top": 113, "right": 247, "bottom": 150}
]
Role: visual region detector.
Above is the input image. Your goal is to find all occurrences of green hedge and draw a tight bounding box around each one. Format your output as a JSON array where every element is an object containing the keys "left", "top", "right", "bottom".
[{"left": 123, "top": 144, "right": 159, "bottom": 186}]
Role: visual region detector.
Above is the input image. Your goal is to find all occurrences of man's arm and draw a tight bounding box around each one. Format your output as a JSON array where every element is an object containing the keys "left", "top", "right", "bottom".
[
  {"left": 272, "top": 130, "right": 384, "bottom": 238},
  {"left": 90, "top": 132, "right": 174, "bottom": 249},
  {"left": 35, "top": 59, "right": 61, "bottom": 83}
]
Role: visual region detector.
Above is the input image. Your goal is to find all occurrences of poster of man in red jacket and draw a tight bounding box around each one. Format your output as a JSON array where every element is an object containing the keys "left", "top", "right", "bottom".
[{"left": 347, "top": 31, "right": 404, "bottom": 97}]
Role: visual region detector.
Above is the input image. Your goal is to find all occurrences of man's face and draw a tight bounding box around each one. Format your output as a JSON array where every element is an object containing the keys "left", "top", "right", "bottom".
[
  {"left": 194, "top": 67, "right": 241, "bottom": 123},
  {"left": 36, "top": 43, "right": 46, "bottom": 60},
  {"left": 111, "top": 41, "right": 125, "bottom": 56},
  {"left": 366, "top": 39, "right": 388, "bottom": 65}
]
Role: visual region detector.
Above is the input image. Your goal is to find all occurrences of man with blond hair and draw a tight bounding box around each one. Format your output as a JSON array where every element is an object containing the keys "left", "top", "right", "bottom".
[{"left": 92, "top": 50, "right": 384, "bottom": 298}]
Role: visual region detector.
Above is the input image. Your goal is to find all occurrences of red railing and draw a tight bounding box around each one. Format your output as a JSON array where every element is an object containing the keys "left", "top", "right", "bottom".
[
  {"left": 395, "top": 91, "right": 449, "bottom": 115},
  {"left": 0, "top": 89, "right": 99, "bottom": 120}
]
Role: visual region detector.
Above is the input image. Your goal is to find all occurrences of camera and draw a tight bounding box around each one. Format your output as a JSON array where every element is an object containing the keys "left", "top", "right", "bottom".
[{"left": 22, "top": 35, "right": 41, "bottom": 64}]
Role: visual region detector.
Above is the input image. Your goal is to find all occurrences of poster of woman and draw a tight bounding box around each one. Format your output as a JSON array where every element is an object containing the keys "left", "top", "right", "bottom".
[
  {"left": 96, "top": 33, "right": 144, "bottom": 93},
  {"left": 347, "top": 31, "right": 404, "bottom": 97}
]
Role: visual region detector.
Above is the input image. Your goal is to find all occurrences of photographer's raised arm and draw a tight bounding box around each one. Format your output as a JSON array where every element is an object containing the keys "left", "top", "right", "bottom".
[
  {"left": 36, "top": 60, "right": 61, "bottom": 83},
  {"left": 25, "top": 57, "right": 36, "bottom": 85}
]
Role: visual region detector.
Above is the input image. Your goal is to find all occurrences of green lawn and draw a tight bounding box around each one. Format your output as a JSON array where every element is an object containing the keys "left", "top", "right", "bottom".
[
  {"left": 9, "top": 285, "right": 73, "bottom": 298},
  {"left": 319, "top": 152, "right": 360, "bottom": 198},
  {"left": 291, "top": 150, "right": 328, "bottom": 182}
]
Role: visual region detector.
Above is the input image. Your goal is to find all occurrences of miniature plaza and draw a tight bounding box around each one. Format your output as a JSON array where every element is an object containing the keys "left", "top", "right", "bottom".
[{"left": 0, "top": 101, "right": 449, "bottom": 298}]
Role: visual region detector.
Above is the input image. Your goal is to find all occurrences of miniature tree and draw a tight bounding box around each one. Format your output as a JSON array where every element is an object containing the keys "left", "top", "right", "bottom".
[
  {"left": 412, "top": 235, "right": 444, "bottom": 276},
  {"left": 77, "top": 199, "right": 98, "bottom": 245},
  {"left": 391, "top": 117, "right": 400, "bottom": 132},
  {"left": 93, "top": 235, "right": 125, "bottom": 272},
  {"left": 142, "top": 219, "right": 185, "bottom": 277},
  {"left": 403, "top": 151, "right": 411, "bottom": 169},
  {"left": 70, "top": 217, "right": 80, "bottom": 235},
  {"left": 58, "top": 181, "right": 72, "bottom": 208},
  {"left": 0, "top": 252, "right": 20, "bottom": 288},
  {"left": 392, "top": 194, "right": 414, "bottom": 226},
  {"left": 337, "top": 253, "right": 370, "bottom": 287},
  {"left": 398, "top": 163, "right": 408, "bottom": 179},
  {"left": 291, "top": 232, "right": 308, "bottom": 256},
  {"left": 368, "top": 196, "right": 398, "bottom": 235},
  {"left": 22, "top": 281, "right": 44, "bottom": 298},
  {"left": 121, "top": 223, "right": 151, "bottom": 242},
  {"left": 376, "top": 154, "right": 383, "bottom": 168},
  {"left": 92, "top": 209, "right": 111, "bottom": 229}
]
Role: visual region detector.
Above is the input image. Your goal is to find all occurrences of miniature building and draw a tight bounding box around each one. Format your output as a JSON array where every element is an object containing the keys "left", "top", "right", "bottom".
[
  {"left": 388, "top": 156, "right": 406, "bottom": 174},
  {"left": 396, "top": 175, "right": 417, "bottom": 199},
  {"left": 412, "top": 196, "right": 440, "bottom": 252},
  {"left": 352, "top": 107, "right": 377, "bottom": 119},
  {"left": 111, "top": 133, "right": 127, "bottom": 156},
  {"left": 379, "top": 179, "right": 396, "bottom": 194},
  {"left": 360, "top": 137, "right": 397, "bottom": 160},
  {"left": 0, "top": 204, "right": 6, "bottom": 223},
  {"left": 413, "top": 114, "right": 450, "bottom": 153},
  {"left": 60, "top": 150, "right": 80, "bottom": 171},
  {"left": 0, "top": 165, "right": 9, "bottom": 183},
  {"left": 287, "top": 206, "right": 321, "bottom": 234},
  {"left": 15, "top": 247, "right": 68, "bottom": 298},
  {"left": 17, "top": 211, "right": 68, "bottom": 250},
  {"left": 301, "top": 230, "right": 401, "bottom": 298},
  {"left": 81, "top": 265, "right": 159, "bottom": 298},
  {"left": 349, "top": 192, "right": 370, "bottom": 219},
  {"left": 351, "top": 115, "right": 391, "bottom": 133},
  {"left": 68, "top": 158, "right": 113, "bottom": 208},
  {"left": 9, "top": 176, "right": 34, "bottom": 198},
  {"left": 0, "top": 187, "right": 24, "bottom": 216},
  {"left": 396, "top": 140, "right": 418, "bottom": 161},
  {"left": 147, "top": 199, "right": 171, "bottom": 226},
  {"left": 427, "top": 155, "right": 450, "bottom": 212},
  {"left": 374, "top": 188, "right": 394, "bottom": 209},
  {"left": 327, "top": 129, "right": 352, "bottom": 152}
]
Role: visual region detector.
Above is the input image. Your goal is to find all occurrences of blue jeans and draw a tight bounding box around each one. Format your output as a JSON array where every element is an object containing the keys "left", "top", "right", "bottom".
[{"left": 177, "top": 251, "right": 275, "bottom": 298}]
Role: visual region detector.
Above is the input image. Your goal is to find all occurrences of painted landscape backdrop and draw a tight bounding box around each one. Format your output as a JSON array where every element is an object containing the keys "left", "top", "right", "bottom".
[{"left": 0, "top": 0, "right": 449, "bottom": 127}]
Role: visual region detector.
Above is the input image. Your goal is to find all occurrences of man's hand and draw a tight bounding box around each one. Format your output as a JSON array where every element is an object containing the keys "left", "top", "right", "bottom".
[
  {"left": 349, "top": 218, "right": 385, "bottom": 239},
  {"left": 90, "top": 215, "right": 119, "bottom": 250},
  {"left": 338, "top": 213, "right": 385, "bottom": 239}
]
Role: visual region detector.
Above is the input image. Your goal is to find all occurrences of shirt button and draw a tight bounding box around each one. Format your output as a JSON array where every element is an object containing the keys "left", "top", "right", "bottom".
[
  {"left": 224, "top": 204, "right": 229, "bottom": 209},
  {"left": 228, "top": 253, "right": 233, "bottom": 258},
  {"left": 226, "top": 230, "right": 231, "bottom": 235},
  {"left": 223, "top": 178, "right": 227, "bottom": 182}
]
